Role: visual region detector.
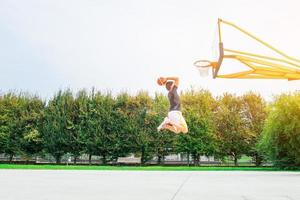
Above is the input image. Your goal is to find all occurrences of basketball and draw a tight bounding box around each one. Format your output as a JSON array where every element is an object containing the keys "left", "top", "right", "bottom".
[{"left": 157, "top": 77, "right": 165, "bottom": 86}]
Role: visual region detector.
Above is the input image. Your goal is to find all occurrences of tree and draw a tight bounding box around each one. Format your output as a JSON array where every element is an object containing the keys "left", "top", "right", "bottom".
[
  {"left": 69, "top": 90, "right": 92, "bottom": 164},
  {"left": 73, "top": 89, "right": 96, "bottom": 164},
  {"left": 151, "top": 93, "right": 175, "bottom": 165},
  {"left": 177, "top": 89, "right": 217, "bottom": 166},
  {"left": 0, "top": 93, "right": 25, "bottom": 162},
  {"left": 109, "top": 92, "right": 134, "bottom": 161},
  {"left": 79, "top": 89, "right": 99, "bottom": 164},
  {"left": 241, "top": 92, "right": 267, "bottom": 166},
  {"left": 0, "top": 94, "right": 9, "bottom": 155},
  {"left": 19, "top": 95, "right": 44, "bottom": 161},
  {"left": 42, "top": 90, "right": 74, "bottom": 164},
  {"left": 86, "top": 91, "right": 115, "bottom": 164},
  {"left": 259, "top": 92, "right": 300, "bottom": 167},
  {"left": 86, "top": 91, "right": 133, "bottom": 164},
  {"left": 127, "top": 91, "right": 155, "bottom": 164},
  {"left": 215, "top": 93, "right": 251, "bottom": 166}
]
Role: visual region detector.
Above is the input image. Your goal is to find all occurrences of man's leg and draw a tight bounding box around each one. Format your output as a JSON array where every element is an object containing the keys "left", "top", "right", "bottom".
[
  {"left": 164, "top": 122, "right": 187, "bottom": 134},
  {"left": 159, "top": 112, "right": 188, "bottom": 133},
  {"left": 179, "top": 124, "right": 188, "bottom": 133},
  {"left": 164, "top": 123, "right": 180, "bottom": 134},
  {"left": 157, "top": 117, "right": 170, "bottom": 131}
]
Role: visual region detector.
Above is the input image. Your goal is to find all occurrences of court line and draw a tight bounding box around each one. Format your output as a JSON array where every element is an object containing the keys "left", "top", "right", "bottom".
[{"left": 170, "top": 172, "right": 192, "bottom": 200}]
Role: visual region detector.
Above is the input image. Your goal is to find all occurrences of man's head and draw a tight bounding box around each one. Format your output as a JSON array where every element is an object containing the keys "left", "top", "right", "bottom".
[{"left": 165, "top": 81, "right": 174, "bottom": 91}]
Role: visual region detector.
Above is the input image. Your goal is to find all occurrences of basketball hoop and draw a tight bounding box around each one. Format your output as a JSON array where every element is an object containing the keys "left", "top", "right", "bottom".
[
  {"left": 194, "top": 60, "right": 213, "bottom": 77},
  {"left": 193, "top": 19, "right": 300, "bottom": 80}
]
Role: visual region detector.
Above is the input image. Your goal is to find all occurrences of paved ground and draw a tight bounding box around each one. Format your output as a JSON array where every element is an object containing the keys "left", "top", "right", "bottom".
[{"left": 0, "top": 170, "right": 300, "bottom": 200}]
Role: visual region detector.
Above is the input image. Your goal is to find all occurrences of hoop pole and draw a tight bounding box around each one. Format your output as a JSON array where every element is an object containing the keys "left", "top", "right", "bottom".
[{"left": 219, "top": 19, "right": 300, "bottom": 63}]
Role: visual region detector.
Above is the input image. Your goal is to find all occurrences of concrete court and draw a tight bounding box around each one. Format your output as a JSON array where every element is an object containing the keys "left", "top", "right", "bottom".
[{"left": 0, "top": 170, "right": 300, "bottom": 200}]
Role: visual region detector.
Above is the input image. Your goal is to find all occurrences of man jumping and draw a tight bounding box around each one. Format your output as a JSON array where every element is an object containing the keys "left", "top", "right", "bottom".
[{"left": 157, "top": 76, "right": 188, "bottom": 134}]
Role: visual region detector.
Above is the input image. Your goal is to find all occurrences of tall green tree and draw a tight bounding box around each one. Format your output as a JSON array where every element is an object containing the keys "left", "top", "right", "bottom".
[
  {"left": 80, "top": 89, "right": 99, "bottom": 164},
  {"left": 127, "top": 91, "right": 155, "bottom": 164},
  {"left": 152, "top": 93, "right": 175, "bottom": 165},
  {"left": 42, "top": 90, "right": 74, "bottom": 163},
  {"left": 0, "top": 94, "right": 8, "bottom": 155},
  {"left": 0, "top": 93, "right": 25, "bottom": 161},
  {"left": 259, "top": 92, "right": 300, "bottom": 167},
  {"left": 241, "top": 92, "right": 267, "bottom": 166},
  {"left": 110, "top": 93, "right": 135, "bottom": 161},
  {"left": 68, "top": 90, "right": 92, "bottom": 164},
  {"left": 215, "top": 93, "right": 251, "bottom": 166},
  {"left": 87, "top": 91, "right": 113, "bottom": 164},
  {"left": 87, "top": 91, "right": 130, "bottom": 164},
  {"left": 19, "top": 95, "right": 44, "bottom": 161},
  {"left": 177, "top": 89, "right": 217, "bottom": 165},
  {"left": 73, "top": 89, "right": 95, "bottom": 164}
]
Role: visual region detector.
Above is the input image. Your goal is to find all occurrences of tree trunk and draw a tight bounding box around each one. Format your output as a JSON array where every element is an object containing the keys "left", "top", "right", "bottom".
[
  {"left": 187, "top": 153, "right": 190, "bottom": 166},
  {"left": 101, "top": 155, "right": 106, "bottom": 165},
  {"left": 194, "top": 154, "right": 200, "bottom": 166},
  {"left": 157, "top": 155, "right": 162, "bottom": 165},
  {"left": 9, "top": 154, "right": 13, "bottom": 163},
  {"left": 234, "top": 156, "right": 238, "bottom": 166},
  {"left": 255, "top": 154, "right": 262, "bottom": 166},
  {"left": 141, "top": 147, "right": 146, "bottom": 165},
  {"left": 55, "top": 155, "right": 61, "bottom": 164},
  {"left": 88, "top": 154, "right": 92, "bottom": 165},
  {"left": 73, "top": 156, "right": 77, "bottom": 165}
]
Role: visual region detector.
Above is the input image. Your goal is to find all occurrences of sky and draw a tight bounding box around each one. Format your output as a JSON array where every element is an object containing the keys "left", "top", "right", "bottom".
[{"left": 0, "top": 0, "right": 299, "bottom": 100}]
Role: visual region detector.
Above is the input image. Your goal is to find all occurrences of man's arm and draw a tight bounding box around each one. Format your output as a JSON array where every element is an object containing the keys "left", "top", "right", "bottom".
[{"left": 165, "top": 77, "right": 179, "bottom": 87}]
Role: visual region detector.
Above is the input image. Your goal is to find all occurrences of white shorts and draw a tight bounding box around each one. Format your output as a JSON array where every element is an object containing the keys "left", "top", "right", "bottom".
[
  {"left": 167, "top": 111, "right": 187, "bottom": 127},
  {"left": 158, "top": 110, "right": 188, "bottom": 132}
]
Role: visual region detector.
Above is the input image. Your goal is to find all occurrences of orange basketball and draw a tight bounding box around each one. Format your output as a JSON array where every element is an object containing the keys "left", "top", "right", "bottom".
[{"left": 157, "top": 77, "right": 165, "bottom": 86}]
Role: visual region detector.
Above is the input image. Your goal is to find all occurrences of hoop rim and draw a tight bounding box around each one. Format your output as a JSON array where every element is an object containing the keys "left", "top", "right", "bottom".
[{"left": 194, "top": 60, "right": 213, "bottom": 68}]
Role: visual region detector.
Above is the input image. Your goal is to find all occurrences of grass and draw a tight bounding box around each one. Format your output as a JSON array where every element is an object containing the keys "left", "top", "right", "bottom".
[{"left": 0, "top": 164, "right": 299, "bottom": 171}]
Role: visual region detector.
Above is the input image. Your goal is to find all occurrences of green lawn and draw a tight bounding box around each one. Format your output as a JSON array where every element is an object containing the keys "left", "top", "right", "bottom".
[{"left": 0, "top": 164, "right": 299, "bottom": 171}]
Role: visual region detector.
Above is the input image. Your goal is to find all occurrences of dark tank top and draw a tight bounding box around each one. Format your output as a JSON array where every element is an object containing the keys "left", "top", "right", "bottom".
[{"left": 168, "top": 85, "right": 181, "bottom": 111}]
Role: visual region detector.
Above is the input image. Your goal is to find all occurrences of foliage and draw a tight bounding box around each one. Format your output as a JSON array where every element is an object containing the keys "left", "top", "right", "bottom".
[
  {"left": 0, "top": 93, "right": 32, "bottom": 161},
  {"left": 259, "top": 92, "right": 300, "bottom": 167},
  {"left": 241, "top": 92, "right": 267, "bottom": 166},
  {"left": 0, "top": 89, "right": 298, "bottom": 167},
  {"left": 177, "top": 89, "right": 217, "bottom": 165},
  {"left": 41, "top": 90, "right": 74, "bottom": 163},
  {"left": 151, "top": 93, "right": 175, "bottom": 164},
  {"left": 214, "top": 93, "right": 252, "bottom": 166},
  {"left": 19, "top": 95, "right": 44, "bottom": 159}
]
